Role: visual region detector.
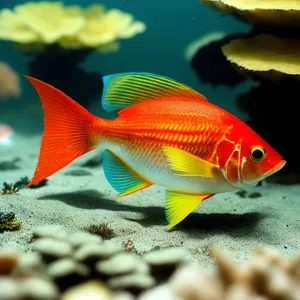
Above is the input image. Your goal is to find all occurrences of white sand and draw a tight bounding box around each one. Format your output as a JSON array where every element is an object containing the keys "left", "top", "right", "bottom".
[{"left": 0, "top": 134, "right": 299, "bottom": 269}]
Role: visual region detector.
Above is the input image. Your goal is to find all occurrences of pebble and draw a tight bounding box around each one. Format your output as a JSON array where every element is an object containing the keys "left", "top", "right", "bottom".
[
  {"left": 33, "top": 238, "right": 73, "bottom": 258},
  {"left": 97, "top": 253, "right": 149, "bottom": 276}
]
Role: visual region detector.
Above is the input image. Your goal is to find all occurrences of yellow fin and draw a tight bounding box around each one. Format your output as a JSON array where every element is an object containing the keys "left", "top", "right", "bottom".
[
  {"left": 162, "top": 146, "right": 219, "bottom": 177},
  {"left": 165, "top": 190, "right": 212, "bottom": 229}
]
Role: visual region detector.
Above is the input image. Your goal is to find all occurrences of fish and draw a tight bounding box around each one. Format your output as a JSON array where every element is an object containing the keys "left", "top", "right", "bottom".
[
  {"left": 24, "top": 72, "right": 286, "bottom": 229},
  {"left": 0, "top": 124, "right": 13, "bottom": 145}
]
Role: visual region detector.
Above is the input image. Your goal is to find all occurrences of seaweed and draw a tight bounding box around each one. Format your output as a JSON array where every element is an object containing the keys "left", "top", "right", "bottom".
[
  {"left": 1, "top": 182, "right": 19, "bottom": 195},
  {"left": 14, "top": 176, "right": 48, "bottom": 189},
  {"left": 0, "top": 212, "right": 21, "bottom": 232}
]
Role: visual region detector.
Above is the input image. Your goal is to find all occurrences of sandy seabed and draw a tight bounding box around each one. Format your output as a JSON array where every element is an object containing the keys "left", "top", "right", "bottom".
[{"left": 0, "top": 134, "right": 299, "bottom": 270}]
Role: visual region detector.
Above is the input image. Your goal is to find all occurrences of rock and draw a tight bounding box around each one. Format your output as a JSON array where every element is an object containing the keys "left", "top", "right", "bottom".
[
  {"left": 143, "top": 248, "right": 187, "bottom": 266},
  {"left": 32, "top": 225, "right": 68, "bottom": 240},
  {"left": 138, "top": 284, "right": 181, "bottom": 300},
  {"left": 64, "top": 169, "right": 93, "bottom": 176},
  {"left": 33, "top": 238, "right": 73, "bottom": 259},
  {"left": 17, "top": 277, "right": 59, "bottom": 300},
  {"left": 14, "top": 252, "right": 45, "bottom": 275},
  {"left": 0, "top": 278, "right": 18, "bottom": 300},
  {"left": 143, "top": 248, "right": 188, "bottom": 281},
  {"left": 68, "top": 231, "right": 103, "bottom": 248},
  {"left": 0, "top": 251, "right": 19, "bottom": 274},
  {"left": 108, "top": 273, "right": 155, "bottom": 292},
  {"left": 96, "top": 253, "right": 149, "bottom": 276},
  {"left": 48, "top": 258, "right": 90, "bottom": 291},
  {"left": 62, "top": 280, "right": 112, "bottom": 300},
  {"left": 74, "top": 241, "right": 124, "bottom": 263}
]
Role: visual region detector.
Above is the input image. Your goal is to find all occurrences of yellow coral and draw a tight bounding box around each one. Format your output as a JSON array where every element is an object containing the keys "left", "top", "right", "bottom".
[
  {"left": 201, "top": 0, "right": 300, "bottom": 26},
  {"left": 0, "top": 2, "right": 146, "bottom": 53},
  {"left": 222, "top": 34, "right": 300, "bottom": 81},
  {"left": 14, "top": 2, "right": 85, "bottom": 44},
  {"left": 77, "top": 9, "right": 146, "bottom": 48},
  {"left": 0, "top": 9, "right": 38, "bottom": 43}
]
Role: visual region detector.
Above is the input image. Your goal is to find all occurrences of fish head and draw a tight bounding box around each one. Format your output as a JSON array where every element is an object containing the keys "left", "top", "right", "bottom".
[
  {"left": 217, "top": 128, "right": 285, "bottom": 188},
  {"left": 239, "top": 134, "right": 285, "bottom": 186}
]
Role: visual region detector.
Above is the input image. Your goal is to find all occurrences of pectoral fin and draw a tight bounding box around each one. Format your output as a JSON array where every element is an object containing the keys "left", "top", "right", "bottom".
[
  {"left": 165, "top": 190, "right": 213, "bottom": 229},
  {"left": 103, "top": 150, "right": 152, "bottom": 197},
  {"left": 162, "top": 146, "right": 219, "bottom": 177}
]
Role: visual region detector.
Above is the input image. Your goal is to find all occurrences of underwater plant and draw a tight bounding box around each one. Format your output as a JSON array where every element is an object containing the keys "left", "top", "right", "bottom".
[
  {"left": 0, "top": 2, "right": 146, "bottom": 107},
  {"left": 0, "top": 212, "right": 21, "bottom": 231},
  {"left": 193, "top": 0, "right": 300, "bottom": 178},
  {"left": 14, "top": 176, "right": 48, "bottom": 189},
  {"left": 1, "top": 182, "right": 19, "bottom": 195}
]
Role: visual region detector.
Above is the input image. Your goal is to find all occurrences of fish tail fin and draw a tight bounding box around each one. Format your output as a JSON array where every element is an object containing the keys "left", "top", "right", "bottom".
[{"left": 25, "top": 76, "right": 104, "bottom": 187}]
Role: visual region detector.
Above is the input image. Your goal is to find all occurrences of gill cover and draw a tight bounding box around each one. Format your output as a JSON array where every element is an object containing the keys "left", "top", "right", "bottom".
[{"left": 217, "top": 138, "right": 244, "bottom": 188}]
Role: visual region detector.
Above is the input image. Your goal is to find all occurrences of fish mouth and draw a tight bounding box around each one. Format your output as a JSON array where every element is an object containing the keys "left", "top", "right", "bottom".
[{"left": 264, "top": 160, "right": 286, "bottom": 178}]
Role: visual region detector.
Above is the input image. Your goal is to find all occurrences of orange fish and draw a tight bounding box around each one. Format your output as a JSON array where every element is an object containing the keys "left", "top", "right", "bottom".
[{"left": 25, "top": 73, "right": 285, "bottom": 228}]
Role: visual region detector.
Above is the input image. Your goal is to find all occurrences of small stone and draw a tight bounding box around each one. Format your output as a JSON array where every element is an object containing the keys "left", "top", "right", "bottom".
[
  {"left": 62, "top": 280, "right": 112, "bottom": 300},
  {"left": 48, "top": 259, "right": 90, "bottom": 291},
  {"left": 64, "top": 169, "right": 93, "bottom": 176},
  {"left": 0, "top": 278, "right": 18, "bottom": 299},
  {"left": 32, "top": 225, "right": 68, "bottom": 240},
  {"left": 248, "top": 192, "right": 262, "bottom": 198},
  {"left": 33, "top": 238, "right": 72, "bottom": 258},
  {"left": 68, "top": 231, "right": 103, "bottom": 248},
  {"left": 113, "top": 292, "right": 135, "bottom": 300},
  {"left": 15, "top": 252, "right": 44, "bottom": 275},
  {"left": 74, "top": 241, "right": 123, "bottom": 263},
  {"left": 0, "top": 251, "right": 19, "bottom": 274},
  {"left": 17, "top": 277, "right": 59, "bottom": 300},
  {"left": 139, "top": 284, "right": 180, "bottom": 300},
  {"left": 108, "top": 273, "right": 155, "bottom": 291},
  {"left": 143, "top": 247, "right": 188, "bottom": 282},
  {"left": 143, "top": 247, "right": 188, "bottom": 266},
  {"left": 48, "top": 258, "right": 89, "bottom": 277},
  {"left": 96, "top": 253, "right": 149, "bottom": 276}
]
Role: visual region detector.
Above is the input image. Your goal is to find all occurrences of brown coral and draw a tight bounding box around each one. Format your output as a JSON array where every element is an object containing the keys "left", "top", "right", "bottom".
[
  {"left": 201, "top": 0, "right": 300, "bottom": 26},
  {"left": 0, "top": 62, "right": 21, "bottom": 100}
]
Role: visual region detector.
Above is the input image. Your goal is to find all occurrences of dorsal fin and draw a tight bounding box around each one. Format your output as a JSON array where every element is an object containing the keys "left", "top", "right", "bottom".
[{"left": 101, "top": 72, "right": 208, "bottom": 112}]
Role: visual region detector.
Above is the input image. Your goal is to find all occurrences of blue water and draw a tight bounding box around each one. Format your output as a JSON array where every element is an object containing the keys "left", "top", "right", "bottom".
[{"left": 0, "top": 0, "right": 254, "bottom": 133}]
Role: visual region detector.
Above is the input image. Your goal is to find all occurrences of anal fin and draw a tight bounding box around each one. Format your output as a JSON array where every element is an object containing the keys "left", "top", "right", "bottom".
[
  {"left": 165, "top": 190, "right": 214, "bottom": 229},
  {"left": 103, "top": 150, "right": 152, "bottom": 197}
]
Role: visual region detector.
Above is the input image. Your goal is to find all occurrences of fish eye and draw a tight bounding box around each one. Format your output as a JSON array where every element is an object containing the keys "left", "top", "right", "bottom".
[{"left": 249, "top": 146, "right": 266, "bottom": 162}]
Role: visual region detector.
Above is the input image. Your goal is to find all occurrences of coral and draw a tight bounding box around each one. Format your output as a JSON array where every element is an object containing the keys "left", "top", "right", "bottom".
[
  {"left": 0, "top": 61, "right": 21, "bottom": 100},
  {"left": 85, "top": 223, "right": 115, "bottom": 240},
  {"left": 0, "top": 226, "right": 186, "bottom": 299},
  {"left": 2, "top": 226, "right": 300, "bottom": 299},
  {"left": 0, "top": 212, "right": 21, "bottom": 232},
  {"left": 1, "top": 182, "right": 19, "bottom": 195},
  {"left": 221, "top": 34, "right": 300, "bottom": 81},
  {"left": 0, "top": 2, "right": 146, "bottom": 53},
  {"left": 122, "top": 240, "right": 138, "bottom": 254},
  {"left": 197, "top": 1, "right": 300, "bottom": 178},
  {"left": 201, "top": 0, "right": 300, "bottom": 26}
]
